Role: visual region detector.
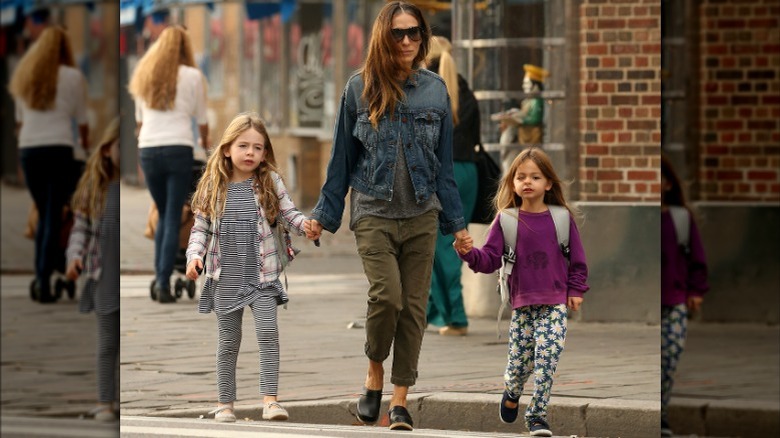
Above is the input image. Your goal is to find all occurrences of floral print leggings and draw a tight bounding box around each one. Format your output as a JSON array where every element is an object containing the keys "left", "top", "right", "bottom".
[
  {"left": 505, "top": 304, "right": 568, "bottom": 426},
  {"left": 661, "top": 304, "right": 688, "bottom": 421}
]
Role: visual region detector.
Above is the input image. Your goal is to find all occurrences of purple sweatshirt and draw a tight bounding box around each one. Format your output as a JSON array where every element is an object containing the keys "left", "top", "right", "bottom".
[
  {"left": 661, "top": 208, "right": 709, "bottom": 306},
  {"left": 459, "top": 209, "right": 589, "bottom": 308}
]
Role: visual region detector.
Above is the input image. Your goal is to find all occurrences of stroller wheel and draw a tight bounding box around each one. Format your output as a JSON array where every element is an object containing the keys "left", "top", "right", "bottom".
[
  {"left": 53, "top": 278, "right": 65, "bottom": 300},
  {"left": 65, "top": 279, "right": 76, "bottom": 299},
  {"left": 174, "top": 278, "right": 184, "bottom": 298},
  {"left": 150, "top": 279, "right": 158, "bottom": 301},
  {"left": 186, "top": 279, "right": 196, "bottom": 299},
  {"left": 29, "top": 279, "right": 39, "bottom": 301}
]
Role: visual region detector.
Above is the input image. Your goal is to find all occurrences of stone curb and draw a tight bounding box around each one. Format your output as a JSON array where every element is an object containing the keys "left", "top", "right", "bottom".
[
  {"left": 668, "top": 397, "right": 780, "bottom": 437},
  {"left": 143, "top": 392, "right": 661, "bottom": 438}
]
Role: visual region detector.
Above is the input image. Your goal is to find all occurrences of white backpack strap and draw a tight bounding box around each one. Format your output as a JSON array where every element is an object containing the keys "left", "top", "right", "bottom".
[
  {"left": 497, "top": 208, "right": 519, "bottom": 338},
  {"left": 668, "top": 206, "right": 690, "bottom": 252},
  {"left": 548, "top": 205, "right": 571, "bottom": 260}
]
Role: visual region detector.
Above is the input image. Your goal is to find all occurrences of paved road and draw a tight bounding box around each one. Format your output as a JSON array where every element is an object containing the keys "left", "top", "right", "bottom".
[{"left": 118, "top": 416, "right": 571, "bottom": 438}]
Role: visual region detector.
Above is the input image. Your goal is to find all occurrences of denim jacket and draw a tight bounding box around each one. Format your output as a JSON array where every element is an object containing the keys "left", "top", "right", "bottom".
[{"left": 312, "top": 70, "right": 465, "bottom": 235}]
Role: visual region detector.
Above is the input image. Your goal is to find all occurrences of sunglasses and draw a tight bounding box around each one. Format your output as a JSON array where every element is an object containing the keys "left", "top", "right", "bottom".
[{"left": 391, "top": 26, "right": 423, "bottom": 42}]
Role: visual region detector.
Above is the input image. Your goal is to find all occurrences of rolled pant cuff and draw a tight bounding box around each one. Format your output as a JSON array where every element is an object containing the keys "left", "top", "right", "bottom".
[
  {"left": 390, "top": 376, "right": 416, "bottom": 387},
  {"left": 365, "top": 350, "right": 389, "bottom": 364}
]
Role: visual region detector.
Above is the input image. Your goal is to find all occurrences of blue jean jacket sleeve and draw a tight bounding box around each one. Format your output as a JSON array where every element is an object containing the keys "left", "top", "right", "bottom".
[
  {"left": 311, "top": 89, "right": 357, "bottom": 233},
  {"left": 435, "top": 97, "right": 466, "bottom": 235}
]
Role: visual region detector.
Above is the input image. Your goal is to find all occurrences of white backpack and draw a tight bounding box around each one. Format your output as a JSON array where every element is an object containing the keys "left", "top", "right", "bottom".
[
  {"left": 668, "top": 206, "right": 690, "bottom": 254},
  {"left": 496, "top": 205, "right": 571, "bottom": 338}
]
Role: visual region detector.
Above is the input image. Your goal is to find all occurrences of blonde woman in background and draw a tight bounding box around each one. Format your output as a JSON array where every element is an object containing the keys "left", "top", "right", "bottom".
[
  {"left": 9, "top": 25, "right": 88, "bottom": 303},
  {"left": 423, "top": 35, "right": 481, "bottom": 336},
  {"left": 129, "top": 25, "right": 209, "bottom": 304}
]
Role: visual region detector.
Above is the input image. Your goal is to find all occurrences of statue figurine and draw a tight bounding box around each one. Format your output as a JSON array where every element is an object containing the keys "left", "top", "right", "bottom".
[{"left": 491, "top": 64, "right": 549, "bottom": 171}]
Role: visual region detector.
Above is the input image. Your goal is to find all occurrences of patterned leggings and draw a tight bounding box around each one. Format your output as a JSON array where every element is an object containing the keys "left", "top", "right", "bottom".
[
  {"left": 661, "top": 304, "right": 687, "bottom": 421},
  {"left": 215, "top": 295, "right": 279, "bottom": 403},
  {"left": 505, "top": 304, "right": 568, "bottom": 426}
]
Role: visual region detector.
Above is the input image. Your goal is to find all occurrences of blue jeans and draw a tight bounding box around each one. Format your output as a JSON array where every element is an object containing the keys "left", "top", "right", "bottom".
[
  {"left": 19, "top": 146, "right": 77, "bottom": 291},
  {"left": 139, "top": 146, "right": 193, "bottom": 290}
]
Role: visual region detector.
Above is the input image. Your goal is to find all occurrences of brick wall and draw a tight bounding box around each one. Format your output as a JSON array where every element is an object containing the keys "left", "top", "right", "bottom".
[
  {"left": 698, "top": 0, "right": 780, "bottom": 201},
  {"left": 578, "top": 0, "right": 662, "bottom": 202}
]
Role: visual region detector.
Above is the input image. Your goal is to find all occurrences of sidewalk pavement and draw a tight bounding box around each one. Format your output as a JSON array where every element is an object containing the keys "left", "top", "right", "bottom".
[{"left": 1, "top": 182, "right": 779, "bottom": 437}]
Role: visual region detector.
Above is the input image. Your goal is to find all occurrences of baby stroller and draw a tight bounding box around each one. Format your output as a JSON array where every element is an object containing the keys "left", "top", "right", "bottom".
[{"left": 146, "top": 160, "right": 205, "bottom": 301}]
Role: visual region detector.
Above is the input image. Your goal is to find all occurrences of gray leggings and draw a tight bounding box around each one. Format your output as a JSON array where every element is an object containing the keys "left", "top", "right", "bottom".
[{"left": 96, "top": 311, "right": 119, "bottom": 403}]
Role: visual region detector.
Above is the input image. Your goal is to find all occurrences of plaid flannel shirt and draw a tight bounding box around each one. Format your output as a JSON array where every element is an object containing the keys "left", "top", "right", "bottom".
[
  {"left": 66, "top": 212, "right": 102, "bottom": 281},
  {"left": 186, "top": 172, "right": 306, "bottom": 282}
]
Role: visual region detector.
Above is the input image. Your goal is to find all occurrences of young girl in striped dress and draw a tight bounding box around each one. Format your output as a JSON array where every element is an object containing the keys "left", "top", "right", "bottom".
[
  {"left": 65, "top": 118, "right": 120, "bottom": 422},
  {"left": 186, "top": 112, "right": 306, "bottom": 423}
]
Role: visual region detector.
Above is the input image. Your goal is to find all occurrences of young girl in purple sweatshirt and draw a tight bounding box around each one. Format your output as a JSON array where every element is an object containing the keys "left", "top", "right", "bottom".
[
  {"left": 455, "top": 147, "right": 589, "bottom": 437},
  {"left": 660, "top": 155, "right": 709, "bottom": 437}
]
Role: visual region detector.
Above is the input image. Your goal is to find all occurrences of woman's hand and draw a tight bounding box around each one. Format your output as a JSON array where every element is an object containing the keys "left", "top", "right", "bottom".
[
  {"left": 304, "top": 219, "right": 323, "bottom": 241},
  {"left": 186, "top": 259, "right": 203, "bottom": 280},
  {"left": 453, "top": 229, "right": 473, "bottom": 255},
  {"left": 65, "top": 259, "right": 83, "bottom": 281}
]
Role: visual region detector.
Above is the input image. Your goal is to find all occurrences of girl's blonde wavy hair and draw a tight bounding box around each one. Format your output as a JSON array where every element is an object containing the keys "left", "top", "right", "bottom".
[
  {"left": 361, "top": 1, "right": 430, "bottom": 128},
  {"left": 71, "top": 118, "right": 120, "bottom": 220},
  {"left": 191, "top": 112, "right": 281, "bottom": 220},
  {"left": 8, "top": 26, "right": 76, "bottom": 110},
  {"left": 494, "top": 147, "right": 577, "bottom": 217},
  {"left": 425, "top": 35, "right": 459, "bottom": 125},
  {"left": 128, "top": 25, "right": 198, "bottom": 110}
]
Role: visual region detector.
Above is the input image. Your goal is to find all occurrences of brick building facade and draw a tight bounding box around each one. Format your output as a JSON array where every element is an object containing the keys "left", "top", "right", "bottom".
[
  {"left": 697, "top": 0, "right": 779, "bottom": 201},
  {"left": 576, "top": 0, "right": 778, "bottom": 203},
  {"left": 579, "top": 0, "right": 662, "bottom": 202}
]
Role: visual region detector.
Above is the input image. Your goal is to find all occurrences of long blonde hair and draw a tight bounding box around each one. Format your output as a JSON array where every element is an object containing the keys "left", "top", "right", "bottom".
[
  {"left": 8, "top": 26, "right": 76, "bottom": 110},
  {"left": 191, "top": 112, "right": 281, "bottom": 220},
  {"left": 425, "top": 36, "right": 459, "bottom": 125},
  {"left": 495, "top": 147, "right": 573, "bottom": 215},
  {"left": 361, "top": 1, "right": 430, "bottom": 128},
  {"left": 128, "top": 25, "right": 198, "bottom": 110},
  {"left": 71, "top": 118, "right": 120, "bottom": 220}
]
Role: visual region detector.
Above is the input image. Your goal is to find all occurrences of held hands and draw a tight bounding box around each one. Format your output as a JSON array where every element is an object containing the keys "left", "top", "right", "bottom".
[
  {"left": 452, "top": 229, "right": 473, "bottom": 255},
  {"left": 65, "top": 259, "right": 83, "bottom": 281},
  {"left": 186, "top": 259, "right": 203, "bottom": 280},
  {"left": 304, "top": 219, "right": 323, "bottom": 242},
  {"left": 567, "top": 296, "right": 583, "bottom": 312}
]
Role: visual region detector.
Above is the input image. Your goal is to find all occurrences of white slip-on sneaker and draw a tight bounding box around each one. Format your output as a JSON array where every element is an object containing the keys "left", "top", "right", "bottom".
[
  {"left": 89, "top": 406, "right": 116, "bottom": 422},
  {"left": 208, "top": 405, "right": 236, "bottom": 423},
  {"left": 262, "top": 402, "right": 289, "bottom": 421}
]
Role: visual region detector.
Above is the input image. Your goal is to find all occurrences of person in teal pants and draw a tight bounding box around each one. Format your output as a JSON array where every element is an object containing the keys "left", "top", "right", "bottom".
[{"left": 424, "top": 36, "right": 481, "bottom": 336}]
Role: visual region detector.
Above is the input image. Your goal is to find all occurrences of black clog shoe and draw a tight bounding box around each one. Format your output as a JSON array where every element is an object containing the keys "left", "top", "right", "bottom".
[
  {"left": 356, "top": 387, "right": 382, "bottom": 424},
  {"left": 388, "top": 405, "right": 413, "bottom": 431}
]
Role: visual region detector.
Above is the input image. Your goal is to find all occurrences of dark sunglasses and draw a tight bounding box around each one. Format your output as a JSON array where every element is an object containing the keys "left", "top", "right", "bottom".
[{"left": 391, "top": 26, "right": 423, "bottom": 42}]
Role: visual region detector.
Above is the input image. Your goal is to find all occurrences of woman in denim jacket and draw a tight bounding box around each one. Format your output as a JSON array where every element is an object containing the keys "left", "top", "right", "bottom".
[{"left": 305, "top": 1, "right": 471, "bottom": 431}]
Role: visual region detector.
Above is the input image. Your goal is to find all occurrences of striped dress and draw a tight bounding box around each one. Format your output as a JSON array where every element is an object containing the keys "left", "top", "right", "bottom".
[
  {"left": 210, "top": 178, "right": 286, "bottom": 401},
  {"left": 204, "top": 178, "right": 287, "bottom": 314}
]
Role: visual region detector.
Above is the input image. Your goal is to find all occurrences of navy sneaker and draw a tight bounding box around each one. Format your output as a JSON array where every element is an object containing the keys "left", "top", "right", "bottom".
[
  {"left": 661, "top": 418, "right": 673, "bottom": 437},
  {"left": 528, "top": 417, "right": 552, "bottom": 437},
  {"left": 499, "top": 390, "right": 520, "bottom": 424}
]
